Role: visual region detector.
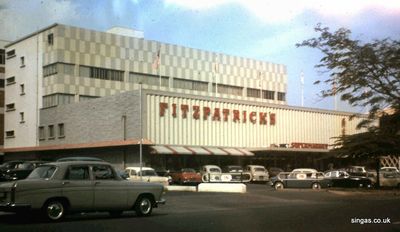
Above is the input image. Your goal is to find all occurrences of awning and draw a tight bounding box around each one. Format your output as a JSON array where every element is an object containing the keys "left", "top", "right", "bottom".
[{"left": 150, "top": 145, "right": 254, "bottom": 156}]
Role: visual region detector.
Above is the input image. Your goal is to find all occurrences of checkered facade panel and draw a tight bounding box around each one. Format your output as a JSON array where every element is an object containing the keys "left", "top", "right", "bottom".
[{"left": 42, "top": 24, "right": 287, "bottom": 104}]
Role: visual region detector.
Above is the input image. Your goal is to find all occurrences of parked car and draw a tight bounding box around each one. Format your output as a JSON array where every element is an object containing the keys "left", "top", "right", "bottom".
[
  {"left": 380, "top": 167, "right": 400, "bottom": 173},
  {"left": 369, "top": 172, "right": 400, "bottom": 188},
  {"left": 125, "top": 167, "right": 170, "bottom": 186},
  {"left": 244, "top": 165, "right": 269, "bottom": 182},
  {"left": 221, "top": 165, "right": 252, "bottom": 182},
  {"left": 344, "top": 166, "right": 367, "bottom": 177},
  {"left": 324, "top": 170, "right": 372, "bottom": 188},
  {"left": 169, "top": 168, "right": 202, "bottom": 185},
  {"left": 200, "top": 165, "right": 223, "bottom": 182},
  {"left": 0, "top": 160, "right": 45, "bottom": 182},
  {"left": 267, "top": 167, "right": 284, "bottom": 177},
  {"left": 0, "top": 161, "right": 166, "bottom": 221},
  {"left": 270, "top": 169, "right": 329, "bottom": 190}
]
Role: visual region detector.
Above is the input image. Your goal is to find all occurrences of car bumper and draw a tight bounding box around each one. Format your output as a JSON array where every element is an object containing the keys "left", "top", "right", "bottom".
[{"left": 0, "top": 202, "right": 31, "bottom": 212}]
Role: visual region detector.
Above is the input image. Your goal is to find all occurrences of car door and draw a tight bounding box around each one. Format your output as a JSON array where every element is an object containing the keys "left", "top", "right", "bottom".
[
  {"left": 92, "top": 164, "right": 128, "bottom": 210},
  {"left": 62, "top": 165, "right": 94, "bottom": 211}
]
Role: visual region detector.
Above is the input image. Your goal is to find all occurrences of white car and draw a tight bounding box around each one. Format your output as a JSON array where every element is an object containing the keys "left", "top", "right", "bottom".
[
  {"left": 380, "top": 167, "right": 400, "bottom": 173},
  {"left": 125, "top": 167, "right": 169, "bottom": 186},
  {"left": 200, "top": 165, "right": 224, "bottom": 182},
  {"left": 244, "top": 165, "right": 269, "bottom": 182}
]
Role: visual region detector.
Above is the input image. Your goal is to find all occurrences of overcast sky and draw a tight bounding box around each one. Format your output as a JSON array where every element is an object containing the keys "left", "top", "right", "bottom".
[{"left": 1, "top": 0, "right": 399, "bottom": 113}]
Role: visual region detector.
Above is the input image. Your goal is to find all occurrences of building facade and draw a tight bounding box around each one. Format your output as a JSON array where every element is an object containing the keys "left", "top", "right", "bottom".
[
  {"left": 3, "top": 24, "right": 381, "bottom": 171},
  {"left": 0, "top": 39, "right": 9, "bottom": 160}
]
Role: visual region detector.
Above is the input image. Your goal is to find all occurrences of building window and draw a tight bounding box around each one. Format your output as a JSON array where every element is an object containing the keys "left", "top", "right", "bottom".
[
  {"left": 6, "top": 103, "right": 15, "bottom": 111},
  {"left": 0, "top": 79, "right": 4, "bottom": 88},
  {"left": 6, "top": 76, "right": 15, "bottom": 85},
  {"left": 20, "top": 84, "right": 25, "bottom": 95},
  {"left": 20, "top": 112, "right": 24, "bottom": 123},
  {"left": 212, "top": 84, "right": 243, "bottom": 96},
  {"left": 39, "top": 126, "right": 45, "bottom": 140},
  {"left": 173, "top": 78, "right": 208, "bottom": 92},
  {"left": 20, "top": 56, "right": 25, "bottom": 67},
  {"left": 6, "top": 50, "right": 15, "bottom": 59},
  {"left": 278, "top": 92, "right": 286, "bottom": 101},
  {"left": 48, "top": 125, "right": 55, "bottom": 139},
  {"left": 42, "top": 93, "right": 74, "bottom": 108},
  {"left": 48, "top": 33, "right": 54, "bottom": 45},
  {"left": 0, "top": 49, "right": 5, "bottom": 64},
  {"left": 262, "top": 90, "right": 275, "bottom": 100},
  {"left": 247, "top": 88, "right": 261, "bottom": 98},
  {"left": 43, "top": 63, "right": 57, "bottom": 77},
  {"left": 0, "top": 91, "right": 4, "bottom": 106},
  {"left": 58, "top": 123, "right": 65, "bottom": 138},
  {"left": 80, "top": 65, "right": 124, "bottom": 82},
  {"left": 5, "top": 130, "right": 15, "bottom": 138}
]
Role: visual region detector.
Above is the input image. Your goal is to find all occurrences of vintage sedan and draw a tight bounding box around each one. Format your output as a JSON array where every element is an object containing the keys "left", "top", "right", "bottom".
[
  {"left": 0, "top": 161, "right": 166, "bottom": 221},
  {"left": 169, "top": 168, "right": 202, "bottom": 185},
  {"left": 0, "top": 160, "right": 45, "bottom": 182},
  {"left": 244, "top": 165, "right": 269, "bottom": 182},
  {"left": 270, "top": 169, "right": 330, "bottom": 190},
  {"left": 125, "top": 167, "right": 170, "bottom": 186},
  {"left": 324, "top": 170, "right": 372, "bottom": 188}
]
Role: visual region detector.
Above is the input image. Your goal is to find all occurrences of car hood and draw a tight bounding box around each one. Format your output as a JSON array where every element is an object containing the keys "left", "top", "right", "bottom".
[{"left": 0, "top": 181, "right": 17, "bottom": 191}]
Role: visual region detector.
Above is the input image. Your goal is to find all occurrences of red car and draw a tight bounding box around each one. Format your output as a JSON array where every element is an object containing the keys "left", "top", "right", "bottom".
[{"left": 170, "top": 168, "right": 202, "bottom": 185}]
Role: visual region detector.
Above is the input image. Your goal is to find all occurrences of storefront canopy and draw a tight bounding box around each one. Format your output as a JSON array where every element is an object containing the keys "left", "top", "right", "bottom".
[{"left": 150, "top": 145, "right": 254, "bottom": 156}]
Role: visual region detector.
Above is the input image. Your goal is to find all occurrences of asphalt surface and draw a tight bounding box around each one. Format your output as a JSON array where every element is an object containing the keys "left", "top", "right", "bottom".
[{"left": 0, "top": 184, "right": 399, "bottom": 232}]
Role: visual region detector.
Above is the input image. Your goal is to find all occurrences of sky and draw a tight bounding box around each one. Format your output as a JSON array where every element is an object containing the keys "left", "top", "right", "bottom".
[{"left": 0, "top": 0, "right": 399, "bottom": 113}]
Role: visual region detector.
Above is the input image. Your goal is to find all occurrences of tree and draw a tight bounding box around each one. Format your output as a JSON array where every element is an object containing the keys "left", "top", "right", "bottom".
[{"left": 297, "top": 24, "right": 400, "bottom": 187}]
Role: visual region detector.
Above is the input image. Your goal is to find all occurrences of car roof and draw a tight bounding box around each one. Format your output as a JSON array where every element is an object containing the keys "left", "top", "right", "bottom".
[
  {"left": 56, "top": 157, "right": 104, "bottom": 162},
  {"left": 292, "top": 168, "right": 318, "bottom": 172},
  {"left": 45, "top": 160, "right": 111, "bottom": 166},
  {"left": 125, "top": 167, "right": 155, "bottom": 171}
]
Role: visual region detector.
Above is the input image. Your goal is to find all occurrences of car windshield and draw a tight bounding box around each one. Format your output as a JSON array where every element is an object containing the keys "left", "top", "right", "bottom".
[
  {"left": 254, "top": 168, "right": 265, "bottom": 172},
  {"left": 229, "top": 167, "right": 243, "bottom": 172},
  {"left": 209, "top": 168, "right": 221, "bottom": 173},
  {"left": 182, "top": 168, "right": 195, "bottom": 173},
  {"left": 27, "top": 165, "right": 57, "bottom": 179},
  {"left": 139, "top": 170, "right": 157, "bottom": 176}
]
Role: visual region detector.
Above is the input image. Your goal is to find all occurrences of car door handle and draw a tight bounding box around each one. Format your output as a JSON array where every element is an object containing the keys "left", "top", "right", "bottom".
[{"left": 62, "top": 181, "right": 70, "bottom": 185}]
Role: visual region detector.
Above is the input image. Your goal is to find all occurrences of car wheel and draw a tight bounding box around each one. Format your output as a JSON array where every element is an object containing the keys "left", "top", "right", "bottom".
[
  {"left": 43, "top": 200, "right": 66, "bottom": 221},
  {"left": 135, "top": 195, "right": 153, "bottom": 217},
  {"left": 274, "top": 182, "right": 284, "bottom": 190},
  {"left": 109, "top": 211, "right": 123, "bottom": 217},
  {"left": 311, "top": 182, "right": 321, "bottom": 190}
]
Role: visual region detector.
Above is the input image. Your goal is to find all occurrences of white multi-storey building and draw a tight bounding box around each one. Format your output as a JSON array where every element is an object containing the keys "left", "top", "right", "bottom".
[{"left": 4, "top": 23, "right": 387, "bottom": 171}]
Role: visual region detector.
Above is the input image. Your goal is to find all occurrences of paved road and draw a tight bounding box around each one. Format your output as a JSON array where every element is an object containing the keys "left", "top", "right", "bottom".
[{"left": 0, "top": 184, "right": 399, "bottom": 232}]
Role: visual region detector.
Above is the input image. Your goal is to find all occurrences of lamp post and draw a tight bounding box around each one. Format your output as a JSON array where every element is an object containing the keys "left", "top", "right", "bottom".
[{"left": 139, "top": 82, "right": 143, "bottom": 181}]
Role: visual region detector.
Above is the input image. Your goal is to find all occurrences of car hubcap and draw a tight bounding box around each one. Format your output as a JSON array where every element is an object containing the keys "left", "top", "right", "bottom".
[
  {"left": 275, "top": 183, "right": 283, "bottom": 189},
  {"left": 313, "top": 183, "right": 320, "bottom": 189},
  {"left": 47, "top": 202, "right": 64, "bottom": 220},
  {"left": 140, "top": 198, "right": 151, "bottom": 214}
]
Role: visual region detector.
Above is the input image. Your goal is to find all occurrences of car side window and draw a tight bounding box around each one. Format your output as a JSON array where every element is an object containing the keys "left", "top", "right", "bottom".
[
  {"left": 93, "top": 165, "right": 115, "bottom": 180},
  {"left": 65, "top": 166, "right": 90, "bottom": 180},
  {"left": 130, "top": 170, "right": 137, "bottom": 176}
]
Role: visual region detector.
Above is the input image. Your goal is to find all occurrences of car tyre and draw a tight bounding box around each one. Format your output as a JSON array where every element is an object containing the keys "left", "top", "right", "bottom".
[
  {"left": 274, "top": 182, "right": 284, "bottom": 190},
  {"left": 311, "top": 182, "right": 321, "bottom": 190},
  {"left": 135, "top": 195, "right": 153, "bottom": 217},
  {"left": 43, "top": 200, "right": 66, "bottom": 221}
]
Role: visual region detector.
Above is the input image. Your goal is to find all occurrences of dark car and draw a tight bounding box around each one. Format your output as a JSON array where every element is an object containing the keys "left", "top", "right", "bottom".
[
  {"left": 267, "top": 167, "right": 284, "bottom": 177},
  {"left": 324, "top": 170, "right": 372, "bottom": 188},
  {"left": 0, "top": 160, "right": 45, "bottom": 182}
]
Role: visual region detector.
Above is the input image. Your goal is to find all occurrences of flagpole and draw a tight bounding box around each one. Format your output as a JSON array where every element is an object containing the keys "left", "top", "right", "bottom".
[
  {"left": 259, "top": 71, "right": 262, "bottom": 100},
  {"left": 300, "top": 71, "right": 304, "bottom": 107},
  {"left": 159, "top": 46, "right": 162, "bottom": 88}
]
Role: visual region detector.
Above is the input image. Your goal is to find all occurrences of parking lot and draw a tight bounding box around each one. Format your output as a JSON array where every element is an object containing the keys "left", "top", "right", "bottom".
[{"left": 0, "top": 184, "right": 399, "bottom": 232}]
